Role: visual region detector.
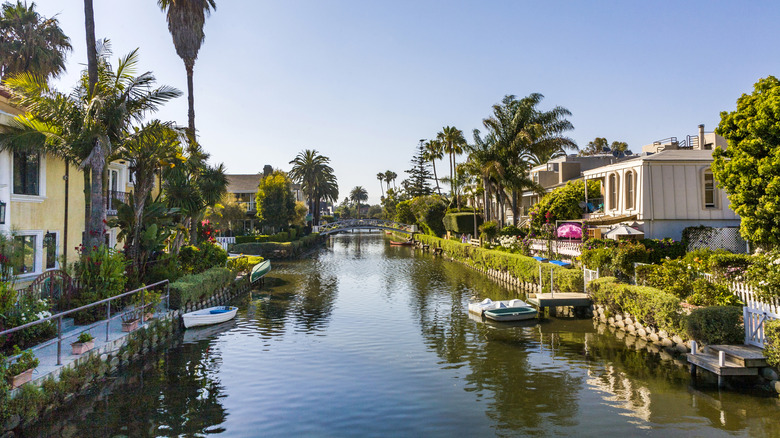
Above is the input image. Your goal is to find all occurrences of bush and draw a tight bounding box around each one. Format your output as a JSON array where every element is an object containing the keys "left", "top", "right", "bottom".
[
  {"left": 73, "top": 245, "right": 128, "bottom": 324},
  {"left": 394, "top": 200, "right": 415, "bottom": 225},
  {"left": 169, "top": 267, "right": 234, "bottom": 309},
  {"left": 587, "top": 277, "right": 684, "bottom": 335},
  {"left": 410, "top": 195, "right": 447, "bottom": 236},
  {"left": 231, "top": 233, "right": 321, "bottom": 258},
  {"left": 686, "top": 306, "right": 743, "bottom": 344},
  {"left": 529, "top": 180, "right": 601, "bottom": 232},
  {"left": 179, "top": 241, "right": 228, "bottom": 274},
  {"left": 479, "top": 221, "right": 499, "bottom": 241},
  {"left": 227, "top": 255, "right": 264, "bottom": 275},
  {"left": 688, "top": 278, "right": 742, "bottom": 307},
  {"left": 708, "top": 252, "right": 752, "bottom": 282},
  {"left": 581, "top": 247, "right": 613, "bottom": 274},
  {"left": 764, "top": 319, "right": 780, "bottom": 367},
  {"left": 236, "top": 235, "right": 257, "bottom": 244},
  {"left": 443, "top": 212, "right": 483, "bottom": 234}
]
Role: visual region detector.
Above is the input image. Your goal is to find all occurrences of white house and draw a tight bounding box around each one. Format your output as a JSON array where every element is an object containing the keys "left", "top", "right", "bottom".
[{"left": 581, "top": 126, "right": 740, "bottom": 242}]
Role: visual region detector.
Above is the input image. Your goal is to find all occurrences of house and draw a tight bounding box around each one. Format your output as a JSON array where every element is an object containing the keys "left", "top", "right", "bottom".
[
  {"left": 581, "top": 125, "right": 741, "bottom": 243},
  {"left": 225, "top": 168, "right": 307, "bottom": 232}
]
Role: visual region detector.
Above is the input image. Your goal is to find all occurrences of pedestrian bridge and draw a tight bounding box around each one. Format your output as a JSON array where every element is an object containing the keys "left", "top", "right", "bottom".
[{"left": 314, "top": 219, "right": 417, "bottom": 236}]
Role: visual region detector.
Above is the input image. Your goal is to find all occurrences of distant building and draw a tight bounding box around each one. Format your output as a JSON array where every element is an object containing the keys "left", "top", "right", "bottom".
[{"left": 225, "top": 168, "right": 306, "bottom": 232}]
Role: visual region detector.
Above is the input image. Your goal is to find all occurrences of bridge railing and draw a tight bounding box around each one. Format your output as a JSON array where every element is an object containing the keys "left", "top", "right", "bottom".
[{"left": 317, "top": 219, "right": 415, "bottom": 235}]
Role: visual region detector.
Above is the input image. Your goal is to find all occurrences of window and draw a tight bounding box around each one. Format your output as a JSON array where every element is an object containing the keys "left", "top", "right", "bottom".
[
  {"left": 703, "top": 170, "right": 716, "bottom": 208},
  {"left": 14, "top": 235, "right": 36, "bottom": 275},
  {"left": 625, "top": 171, "right": 635, "bottom": 210},
  {"left": 13, "top": 152, "right": 40, "bottom": 195},
  {"left": 44, "top": 232, "right": 57, "bottom": 270},
  {"left": 609, "top": 173, "right": 620, "bottom": 210}
]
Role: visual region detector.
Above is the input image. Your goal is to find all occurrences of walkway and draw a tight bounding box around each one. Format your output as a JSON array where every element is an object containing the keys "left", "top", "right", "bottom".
[{"left": 315, "top": 219, "right": 416, "bottom": 236}]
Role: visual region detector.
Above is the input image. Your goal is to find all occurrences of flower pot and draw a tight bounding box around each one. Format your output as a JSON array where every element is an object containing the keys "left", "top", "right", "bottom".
[
  {"left": 11, "top": 368, "right": 33, "bottom": 389},
  {"left": 144, "top": 313, "right": 154, "bottom": 322},
  {"left": 71, "top": 340, "right": 95, "bottom": 355},
  {"left": 122, "top": 319, "right": 139, "bottom": 332}
]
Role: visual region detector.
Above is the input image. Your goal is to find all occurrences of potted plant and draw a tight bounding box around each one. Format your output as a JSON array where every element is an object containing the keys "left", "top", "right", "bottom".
[
  {"left": 71, "top": 332, "right": 95, "bottom": 355},
  {"left": 121, "top": 310, "right": 140, "bottom": 332},
  {"left": 7, "top": 346, "right": 39, "bottom": 389},
  {"left": 138, "top": 289, "right": 162, "bottom": 321}
]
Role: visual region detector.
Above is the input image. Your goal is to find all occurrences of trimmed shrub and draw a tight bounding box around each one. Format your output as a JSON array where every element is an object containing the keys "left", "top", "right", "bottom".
[
  {"left": 688, "top": 278, "right": 742, "bottom": 307},
  {"left": 708, "top": 253, "right": 752, "bottom": 282},
  {"left": 479, "top": 221, "right": 499, "bottom": 241},
  {"left": 236, "top": 235, "right": 257, "bottom": 244},
  {"left": 410, "top": 195, "right": 447, "bottom": 236},
  {"left": 443, "top": 212, "right": 483, "bottom": 234},
  {"left": 686, "top": 306, "right": 743, "bottom": 344},
  {"left": 169, "top": 266, "right": 234, "bottom": 309},
  {"left": 764, "top": 319, "right": 780, "bottom": 367},
  {"left": 232, "top": 233, "right": 321, "bottom": 257}
]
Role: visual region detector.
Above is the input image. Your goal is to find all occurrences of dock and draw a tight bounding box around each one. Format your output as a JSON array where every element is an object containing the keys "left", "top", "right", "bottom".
[
  {"left": 687, "top": 344, "right": 767, "bottom": 388},
  {"left": 528, "top": 292, "right": 591, "bottom": 308}
]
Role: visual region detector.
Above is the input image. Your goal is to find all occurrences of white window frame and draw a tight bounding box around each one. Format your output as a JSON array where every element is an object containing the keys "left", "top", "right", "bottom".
[
  {"left": 10, "top": 152, "right": 46, "bottom": 203},
  {"left": 702, "top": 168, "right": 718, "bottom": 209},
  {"left": 624, "top": 170, "right": 636, "bottom": 211},
  {"left": 13, "top": 230, "right": 44, "bottom": 279},
  {"left": 609, "top": 173, "right": 620, "bottom": 211}
]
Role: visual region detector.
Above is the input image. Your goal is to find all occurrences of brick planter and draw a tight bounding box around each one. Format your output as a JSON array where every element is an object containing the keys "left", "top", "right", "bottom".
[
  {"left": 11, "top": 369, "right": 33, "bottom": 389},
  {"left": 71, "top": 340, "right": 95, "bottom": 355},
  {"left": 122, "top": 319, "right": 139, "bottom": 332}
]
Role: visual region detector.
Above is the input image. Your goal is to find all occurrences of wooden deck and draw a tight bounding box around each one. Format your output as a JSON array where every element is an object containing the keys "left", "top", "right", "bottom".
[
  {"left": 528, "top": 292, "right": 591, "bottom": 308},
  {"left": 687, "top": 344, "right": 766, "bottom": 387}
]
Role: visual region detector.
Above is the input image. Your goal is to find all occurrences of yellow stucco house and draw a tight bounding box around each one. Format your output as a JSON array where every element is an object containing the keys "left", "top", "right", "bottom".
[{"left": 0, "top": 88, "right": 132, "bottom": 287}]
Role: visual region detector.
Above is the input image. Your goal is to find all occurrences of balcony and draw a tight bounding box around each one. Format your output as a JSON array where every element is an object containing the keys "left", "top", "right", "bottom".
[{"left": 106, "top": 190, "right": 129, "bottom": 216}]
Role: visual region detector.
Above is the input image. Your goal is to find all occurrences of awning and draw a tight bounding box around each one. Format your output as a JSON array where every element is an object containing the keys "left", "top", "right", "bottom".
[{"left": 583, "top": 214, "right": 637, "bottom": 226}]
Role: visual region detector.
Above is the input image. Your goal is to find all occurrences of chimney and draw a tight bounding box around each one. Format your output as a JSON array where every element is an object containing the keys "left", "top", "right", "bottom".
[{"left": 697, "top": 124, "right": 705, "bottom": 151}]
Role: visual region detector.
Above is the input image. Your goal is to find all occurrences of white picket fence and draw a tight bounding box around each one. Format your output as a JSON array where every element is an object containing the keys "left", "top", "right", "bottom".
[
  {"left": 528, "top": 239, "right": 582, "bottom": 257},
  {"left": 583, "top": 267, "right": 599, "bottom": 293},
  {"left": 215, "top": 236, "right": 235, "bottom": 251},
  {"left": 700, "top": 273, "right": 780, "bottom": 348}
]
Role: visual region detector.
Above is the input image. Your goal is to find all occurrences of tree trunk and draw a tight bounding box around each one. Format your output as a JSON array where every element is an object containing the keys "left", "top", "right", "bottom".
[
  {"left": 185, "top": 60, "right": 196, "bottom": 141},
  {"left": 83, "top": 0, "right": 98, "bottom": 97},
  {"left": 86, "top": 165, "right": 106, "bottom": 251},
  {"left": 431, "top": 160, "right": 441, "bottom": 196},
  {"left": 511, "top": 189, "right": 519, "bottom": 227},
  {"left": 83, "top": 172, "right": 91, "bottom": 247},
  {"left": 483, "top": 176, "right": 491, "bottom": 223},
  {"left": 131, "top": 177, "right": 153, "bottom": 271}
]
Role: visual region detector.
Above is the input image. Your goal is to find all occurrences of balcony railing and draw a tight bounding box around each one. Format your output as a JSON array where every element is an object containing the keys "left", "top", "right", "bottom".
[{"left": 106, "top": 190, "right": 129, "bottom": 216}]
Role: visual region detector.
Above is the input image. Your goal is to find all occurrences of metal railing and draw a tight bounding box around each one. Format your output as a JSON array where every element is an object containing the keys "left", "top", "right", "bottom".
[
  {"left": 106, "top": 190, "right": 129, "bottom": 216},
  {"left": 0, "top": 280, "right": 170, "bottom": 367}
]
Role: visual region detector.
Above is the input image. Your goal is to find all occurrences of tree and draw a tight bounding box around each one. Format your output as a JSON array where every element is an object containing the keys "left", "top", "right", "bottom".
[
  {"left": 422, "top": 139, "right": 444, "bottom": 196},
  {"left": 204, "top": 194, "right": 246, "bottom": 235},
  {"left": 437, "top": 126, "right": 466, "bottom": 206},
  {"left": 349, "top": 186, "right": 368, "bottom": 219},
  {"left": 0, "top": 44, "right": 181, "bottom": 251},
  {"left": 579, "top": 137, "right": 629, "bottom": 156},
  {"left": 255, "top": 170, "right": 295, "bottom": 232},
  {"left": 157, "top": 0, "right": 216, "bottom": 140},
  {"left": 0, "top": 0, "right": 71, "bottom": 81},
  {"left": 288, "top": 149, "right": 338, "bottom": 226},
  {"left": 384, "top": 170, "right": 397, "bottom": 192},
  {"left": 404, "top": 141, "right": 433, "bottom": 198},
  {"left": 376, "top": 172, "right": 385, "bottom": 196},
  {"left": 712, "top": 76, "right": 780, "bottom": 248}
]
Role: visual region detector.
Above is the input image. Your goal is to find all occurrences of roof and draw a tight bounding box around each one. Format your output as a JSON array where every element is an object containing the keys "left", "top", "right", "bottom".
[
  {"left": 582, "top": 149, "right": 715, "bottom": 177},
  {"left": 226, "top": 174, "right": 261, "bottom": 193}
]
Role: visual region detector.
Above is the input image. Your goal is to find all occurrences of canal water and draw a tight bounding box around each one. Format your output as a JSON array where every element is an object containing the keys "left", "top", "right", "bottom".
[{"left": 25, "top": 234, "right": 780, "bottom": 437}]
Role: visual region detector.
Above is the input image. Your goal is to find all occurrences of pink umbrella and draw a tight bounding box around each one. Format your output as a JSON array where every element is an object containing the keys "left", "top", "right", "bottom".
[{"left": 557, "top": 223, "right": 583, "bottom": 239}]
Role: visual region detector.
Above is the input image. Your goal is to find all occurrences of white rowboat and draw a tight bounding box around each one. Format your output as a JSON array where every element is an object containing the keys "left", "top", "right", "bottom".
[
  {"left": 468, "top": 298, "right": 538, "bottom": 321},
  {"left": 182, "top": 306, "right": 238, "bottom": 328}
]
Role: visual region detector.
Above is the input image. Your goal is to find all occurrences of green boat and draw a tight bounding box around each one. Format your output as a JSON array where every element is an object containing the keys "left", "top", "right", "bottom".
[
  {"left": 250, "top": 260, "right": 271, "bottom": 284},
  {"left": 484, "top": 306, "right": 538, "bottom": 322}
]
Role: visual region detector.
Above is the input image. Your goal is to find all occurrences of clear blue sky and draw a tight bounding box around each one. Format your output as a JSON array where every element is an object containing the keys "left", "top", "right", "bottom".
[{"left": 31, "top": 1, "right": 780, "bottom": 204}]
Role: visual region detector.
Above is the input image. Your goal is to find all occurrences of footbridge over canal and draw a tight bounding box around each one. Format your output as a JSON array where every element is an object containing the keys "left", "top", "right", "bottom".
[{"left": 314, "top": 219, "right": 417, "bottom": 236}]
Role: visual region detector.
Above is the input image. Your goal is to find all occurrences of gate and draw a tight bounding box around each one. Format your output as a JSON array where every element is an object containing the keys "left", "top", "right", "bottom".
[
  {"left": 743, "top": 297, "right": 780, "bottom": 348},
  {"left": 583, "top": 267, "right": 599, "bottom": 293}
]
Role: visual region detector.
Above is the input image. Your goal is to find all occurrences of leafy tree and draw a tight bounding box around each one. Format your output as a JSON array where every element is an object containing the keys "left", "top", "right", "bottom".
[
  {"left": 288, "top": 149, "right": 338, "bottom": 225},
  {"left": 712, "top": 76, "right": 780, "bottom": 248},
  {"left": 528, "top": 180, "right": 601, "bottom": 232},
  {"left": 204, "top": 193, "right": 247, "bottom": 234},
  {"left": 255, "top": 170, "right": 295, "bottom": 232},
  {"left": 349, "top": 186, "right": 368, "bottom": 219},
  {"left": 404, "top": 141, "right": 433, "bottom": 198},
  {"left": 157, "top": 0, "right": 216, "bottom": 139},
  {"left": 0, "top": 0, "right": 71, "bottom": 81},
  {"left": 579, "top": 137, "right": 629, "bottom": 156},
  {"left": 410, "top": 195, "right": 447, "bottom": 236},
  {"left": 292, "top": 201, "right": 308, "bottom": 226}
]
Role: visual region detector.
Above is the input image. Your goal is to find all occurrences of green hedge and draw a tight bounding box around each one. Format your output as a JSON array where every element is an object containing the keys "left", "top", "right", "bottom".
[
  {"left": 686, "top": 306, "right": 743, "bottom": 344},
  {"left": 169, "top": 267, "right": 234, "bottom": 309},
  {"left": 764, "top": 319, "right": 780, "bottom": 367},
  {"left": 443, "top": 212, "right": 483, "bottom": 234},
  {"left": 415, "top": 234, "right": 582, "bottom": 293},
  {"left": 232, "top": 233, "right": 321, "bottom": 257},
  {"left": 587, "top": 276, "right": 684, "bottom": 335}
]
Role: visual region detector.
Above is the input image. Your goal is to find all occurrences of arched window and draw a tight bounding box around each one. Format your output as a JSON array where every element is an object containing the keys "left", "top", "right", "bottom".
[
  {"left": 703, "top": 169, "right": 716, "bottom": 208},
  {"left": 625, "top": 170, "right": 635, "bottom": 210},
  {"left": 609, "top": 173, "right": 620, "bottom": 210}
]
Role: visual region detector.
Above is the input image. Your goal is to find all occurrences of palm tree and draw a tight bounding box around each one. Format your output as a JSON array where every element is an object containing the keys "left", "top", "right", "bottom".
[
  {"left": 0, "top": 43, "right": 181, "bottom": 250},
  {"left": 377, "top": 172, "right": 385, "bottom": 196},
  {"left": 437, "top": 126, "right": 466, "bottom": 207},
  {"left": 288, "top": 149, "right": 339, "bottom": 226},
  {"left": 349, "top": 186, "right": 368, "bottom": 219},
  {"left": 422, "top": 139, "right": 444, "bottom": 196},
  {"left": 384, "top": 170, "right": 397, "bottom": 193},
  {"left": 83, "top": 0, "right": 97, "bottom": 95},
  {"left": 157, "top": 0, "right": 216, "bottom": 140},
  {"left": 0, "top": 1, "right": 72, "bottom": 81}
]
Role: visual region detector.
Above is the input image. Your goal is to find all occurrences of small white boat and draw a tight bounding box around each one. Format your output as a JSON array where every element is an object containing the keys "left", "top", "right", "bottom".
[
  {"left": 182, "top": 306, "right": 238, "bottom": 328},
  {"left": 468, "top": 298, "right": 538, "bottom": 321}
]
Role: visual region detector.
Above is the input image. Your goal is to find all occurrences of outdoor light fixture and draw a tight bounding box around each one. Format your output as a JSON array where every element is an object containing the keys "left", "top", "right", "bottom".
[{"left": 0, "top": 201, "right": 5, "bottom": 224}]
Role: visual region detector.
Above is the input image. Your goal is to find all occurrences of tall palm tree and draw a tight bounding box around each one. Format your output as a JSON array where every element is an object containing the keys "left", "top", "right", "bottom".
[
  {"left": 83, "top": 0, "right": 97, "bottom": 95},
  {"left": 437, "top": 126, "right": 466, "bottom": 207},
  {"left": 349, "top": 186, "right": 368, "bottom": 219},
  {"left": 288, "top": 149, "right": 339, "bottom": 226},
  {"left": 0, "top": 1, "right": 72, "bottom": 81},
  {"left": 376, "top": 172, "right": 385, "bottom": 196},
  {"left": 0, "top": 43, "right": 181, "bottom": 250},
  {"left": 384, "top": 170, "right": 397, "bottom": 193},
  {"left": 422, "top": 139, "right": 444, "bottom": 196},
  {"left": 157, "top": 0, "right": 216, "bottom": 140}
]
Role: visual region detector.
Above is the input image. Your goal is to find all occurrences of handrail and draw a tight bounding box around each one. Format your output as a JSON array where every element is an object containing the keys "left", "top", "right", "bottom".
[{"left": 0, "top": 279, "right": 170, "bottom": 366}]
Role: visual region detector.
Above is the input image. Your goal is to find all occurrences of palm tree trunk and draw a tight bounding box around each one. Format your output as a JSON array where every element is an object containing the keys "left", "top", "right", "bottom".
[
  {"left": 83, "top": 0, "right": 98, "bottom": 97},
  {"left": 431, "top": 160, "right": 441, "bottom": 196},
  {"left": 482, "top": 176, "right": 491, "bottom": 222},
  {"left": 83, "top": 172, "right": 91, "bottom": 247},
  {"left": 511, "top": 189, "right": 519, "bottom": 227},
  {"left": 185, "top": 60, "right": 196, "bottom": 141}
]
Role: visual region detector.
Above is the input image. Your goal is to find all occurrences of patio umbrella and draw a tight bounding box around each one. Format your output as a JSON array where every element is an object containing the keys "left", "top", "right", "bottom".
[
  {"left": 604, "top": 225, "right": 644, "bottom": 240},
  {"left": 557, "top": 223, "right": 583, "bottom": 239}
]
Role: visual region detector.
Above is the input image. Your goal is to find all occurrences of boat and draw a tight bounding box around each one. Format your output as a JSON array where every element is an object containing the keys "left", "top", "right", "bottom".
[
  {"left": 389, "top": 240, "right": 413, "bottom": 246},
  {"left": 468, "top": 298, "right": 538, "bottom": 322},
  {"left": 250, "top": 259, "right": 272, "bottom": 284},
  {"left": 182, "top": 306, "right": 238, "bottom": 328}
]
